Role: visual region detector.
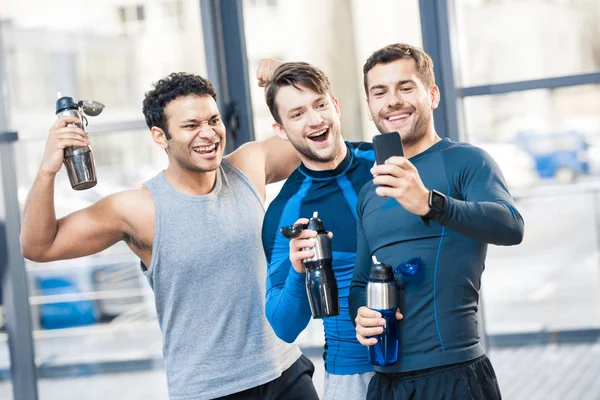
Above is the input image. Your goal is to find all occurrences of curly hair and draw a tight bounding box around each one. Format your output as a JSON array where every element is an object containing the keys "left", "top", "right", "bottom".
[
  {"left": 142, "top": 72, "right": 217, "bottom": 139},
  {"left": 265, "top": 62, "right": 331, "bottom": 125},
  {"left": 363, "top": 43, "right": 435, "bottom": 95}
]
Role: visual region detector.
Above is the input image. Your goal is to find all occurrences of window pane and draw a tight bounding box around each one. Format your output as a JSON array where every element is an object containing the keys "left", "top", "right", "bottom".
[
  {"left": 243, "top": 0, "right": 423, "bottom": 144},
  {"left": 463, "top": 84, "right": 600, "bottom": 333},
  {"left": 454, "top": 0, "right": 600, "bottom": 86},
  {"left": 1, "top": 0, "right": 206, "bottom": 393}
]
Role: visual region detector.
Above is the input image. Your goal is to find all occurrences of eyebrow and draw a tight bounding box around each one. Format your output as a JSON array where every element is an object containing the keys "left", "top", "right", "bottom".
[
  {"left": 180, "top": 114, "right": 220, "bottom": 124},
  {"left": 286, "top": 96, "right": 327, "bottom": 114},
  {"left": 369, "top": 80, "right": 417, "bottom": 93},
  {"left": 287, "top": 105, "right": 305, "bottom": 114}
]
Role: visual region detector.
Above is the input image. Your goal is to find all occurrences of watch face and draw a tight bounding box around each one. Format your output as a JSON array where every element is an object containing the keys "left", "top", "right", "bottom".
[{"left": 430, "top": 190, "right": 445, "bottom": 211}]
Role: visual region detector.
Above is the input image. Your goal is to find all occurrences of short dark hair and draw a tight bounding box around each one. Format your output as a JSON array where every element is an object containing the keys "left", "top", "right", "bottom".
[
  {"left": 142, "top": 72, "right": 217, "bottom": 139},
  {"left": 265, "top": 62, "right": 331, "bottom": 125},
  {"left": 363, "top": 43, "right": 435, "bottom": 95}
]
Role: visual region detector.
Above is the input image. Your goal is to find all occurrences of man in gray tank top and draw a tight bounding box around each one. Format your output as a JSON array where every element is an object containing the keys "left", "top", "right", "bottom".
[{"left": 21, "top": 72, "right": 319, "bottom": 399}]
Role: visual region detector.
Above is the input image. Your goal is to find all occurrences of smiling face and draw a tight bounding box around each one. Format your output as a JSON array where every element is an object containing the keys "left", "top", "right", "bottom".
[
  {"left": 161, "top": 94, "right": 226, "bottom": 173},
  {"left": 273, "top": 84, "right": 344, "bottom": 168},
  {"left": 365, "top": 58, "right": 439, "bottom": 147}
]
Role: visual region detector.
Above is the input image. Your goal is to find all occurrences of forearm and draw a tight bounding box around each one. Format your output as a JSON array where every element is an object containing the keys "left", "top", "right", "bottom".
[
  {"left": 435, "top": 198, "right": 524, "bottom": 245},
  {"left": 265, "top": 265, "right": 311, "bottom": 343},
  {"left": 20, "top": 171, "right": 59, "bottom": 259},
  {"left": 348, "top": 220, "right": 371, "bottom": 324}
]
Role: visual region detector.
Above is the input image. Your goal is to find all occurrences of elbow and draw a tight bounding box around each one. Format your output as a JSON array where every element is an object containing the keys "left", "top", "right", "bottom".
[
  {"left": 499, "top": 221, "right": 524, "bottom": 246},
  {"left": 510, "top": 224, "right": 524, "bottom": 245},
  {"left": 20, "top": 239, "right": 50, "bottom": 262},
  {"left": 266, "top": 312, "right": 298, "bottom": 343}
]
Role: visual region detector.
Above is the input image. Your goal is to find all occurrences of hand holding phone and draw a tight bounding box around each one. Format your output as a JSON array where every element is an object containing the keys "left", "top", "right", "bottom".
[{"left": 373, "top": 132, "right": 404, "bottom": 165}]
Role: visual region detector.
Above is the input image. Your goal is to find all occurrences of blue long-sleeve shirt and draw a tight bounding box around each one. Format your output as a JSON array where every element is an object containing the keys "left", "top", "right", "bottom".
[
  {"left": 349, "top": 138, "right": 524, "bottom": 373},
  {"left": 262, "top": 142, "right": 375, "bottom": 375}
]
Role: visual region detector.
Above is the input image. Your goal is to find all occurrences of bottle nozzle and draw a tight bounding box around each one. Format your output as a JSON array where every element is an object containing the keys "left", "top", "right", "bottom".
[
  {"left": 313, "top": 211, "right": 318, "bottom": 218},
  {"left": 56, "top": 91, "right": 62, "bottom": 99},
  {"left": 372, "top": 256, "right": 379, "bottom": 264}
]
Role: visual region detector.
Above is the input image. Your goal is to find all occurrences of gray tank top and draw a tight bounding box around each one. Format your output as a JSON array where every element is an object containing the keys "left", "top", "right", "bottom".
[{"left": 143, "top": 160, "right": 301, "bottom": 399}]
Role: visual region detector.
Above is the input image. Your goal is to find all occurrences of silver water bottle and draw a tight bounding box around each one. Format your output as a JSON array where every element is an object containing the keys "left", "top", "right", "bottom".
[
  {"left": 55, "top": 95, "right": 105, "bottom": 190},
  {"left": 280, "top": 211, "right": 340, "bottom": 319},
  {"left": 367, "top": 256, "right": 399, "bottom": 366}
]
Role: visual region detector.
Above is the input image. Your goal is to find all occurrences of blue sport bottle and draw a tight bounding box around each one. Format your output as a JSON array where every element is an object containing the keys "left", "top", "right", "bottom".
[{"left": 367, "top": 256, "right": 399, "bottom": 366}]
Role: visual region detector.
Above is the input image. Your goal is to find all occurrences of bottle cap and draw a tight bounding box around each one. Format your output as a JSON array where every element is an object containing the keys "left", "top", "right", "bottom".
[
  {"left": 306, "top": 211, "right": 327, "bottom": 233},
  {"left": 369, "top": 256, "right": 394, "bottom": 281},
  {"left": 56, "top": 96, "right": 79, "bottom": 114}
]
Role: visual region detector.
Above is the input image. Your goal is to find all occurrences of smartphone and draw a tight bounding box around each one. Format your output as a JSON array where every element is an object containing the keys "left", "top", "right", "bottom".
[{"left": 373, "top": 132, "right": 404, "bottom": 165}]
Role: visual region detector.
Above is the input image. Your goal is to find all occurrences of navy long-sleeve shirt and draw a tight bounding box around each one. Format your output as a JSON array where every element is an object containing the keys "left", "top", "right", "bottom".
[
  {"left": 349, "top": 138, "right": 524, "bottom": 373},
  {"left": 262, "top": 142, "right": 375, "bottom": 375}
]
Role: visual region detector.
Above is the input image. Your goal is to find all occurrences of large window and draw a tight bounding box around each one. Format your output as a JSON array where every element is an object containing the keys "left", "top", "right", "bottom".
[
  {"left": 454, "top": 0, "right": 600, "bottom": 335},
  {"left": 0, "top": 0, "right": 207, "bottom": 395}
]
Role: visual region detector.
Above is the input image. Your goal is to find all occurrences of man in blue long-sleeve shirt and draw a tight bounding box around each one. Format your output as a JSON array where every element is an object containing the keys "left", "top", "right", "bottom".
[
  {"left": 260, "top": 61, "right": 376, "bottom": 399},
  {"left": 349, "top": 43, "right": 524, "bottom": 400}
]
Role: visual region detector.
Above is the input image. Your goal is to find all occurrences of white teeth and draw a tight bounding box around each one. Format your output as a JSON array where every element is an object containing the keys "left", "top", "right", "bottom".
[
  {"left": 193, "top": 143, "right": 216, "bottom": 152},
  {"left": 388, "top": 114, "right": 410, "bottom": 122},
  {"left": 192, "top": 143, "right": 217, "bottom": 153},
  {"left": 308, "top": 129, "right": 327, "bottom": 138}
]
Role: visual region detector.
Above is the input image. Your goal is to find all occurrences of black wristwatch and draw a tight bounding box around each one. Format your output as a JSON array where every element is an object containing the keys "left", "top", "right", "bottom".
[{"left": 421, "top": 189, "right": 446, "bottom": 224}]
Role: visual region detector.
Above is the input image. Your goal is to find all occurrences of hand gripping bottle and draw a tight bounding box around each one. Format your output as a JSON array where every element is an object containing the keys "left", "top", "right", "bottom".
[
  {"left": 367, "top": 256, "right": 399, "bottom": 366},
  {"left": 55, "top": 94, "right": 105, "bottom": 190},
  {"left": 280, "top": 212, "right": 340, "bottom": 318}
]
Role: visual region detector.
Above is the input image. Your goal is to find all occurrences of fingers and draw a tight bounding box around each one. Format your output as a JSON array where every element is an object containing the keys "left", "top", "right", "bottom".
[
  {"left": 52, "top": 116, "right": 82, "bottom": 130},
  {"left": 372, "top": 174, "right": 402, "bottom": 188},
  {"left": 256, "top": 58, "right": 283, "bottom": 87},
  {"left": 355, "top": 307, "right": 387, "bottom": 346},
  {"left": 396, "top": 308, "right": 404, "bottom": 321},
  {"left": 50, "top": 127, "right": 89, "bottom": 147},
  {"left": 294, "top": 217, "right": 309, "bottom": 226}
]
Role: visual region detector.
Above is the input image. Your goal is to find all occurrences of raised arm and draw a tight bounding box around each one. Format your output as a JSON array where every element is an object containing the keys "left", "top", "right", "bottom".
[
  {"left": 225, "top": 137, "right": 300, "bottom": 200},
  {"left": 20, "top": 116, "right": 129, "bottom": 262}
]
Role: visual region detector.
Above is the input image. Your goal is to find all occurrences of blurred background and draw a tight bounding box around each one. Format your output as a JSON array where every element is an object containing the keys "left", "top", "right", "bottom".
[{"left": 0, "top": 0, "right": 599, "bottom": 399}]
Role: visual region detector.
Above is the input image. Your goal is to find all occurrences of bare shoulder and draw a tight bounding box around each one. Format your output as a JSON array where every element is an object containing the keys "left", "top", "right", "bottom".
[
  {"left": 107, "top": 187, "right": 154, "bottom": 225},
  {"left": 224, "top": 140, "right": 266, "bottom": 175},
  {"left": 225, "top": 141, "right": 268, "bottom": 198},
  {"left": 225, "top": 136, "right": 299, "bottom": 189}
]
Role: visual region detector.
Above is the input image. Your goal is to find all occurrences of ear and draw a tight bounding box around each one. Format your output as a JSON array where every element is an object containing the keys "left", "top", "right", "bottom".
[
  {"left": 272, "top": 122, "right": 289, "bottom": 141},
  {"left": 430, "top": 85, "right": 441, "bottom": 110},
  {"left": 151, "top": 127, "right": 169, "bottom": 150},
  {"left": 332, "top": 96, "right": 341, "bottom": 117},
  {"left": 365, "top": 97, "right": 373, "bottom": 121}
]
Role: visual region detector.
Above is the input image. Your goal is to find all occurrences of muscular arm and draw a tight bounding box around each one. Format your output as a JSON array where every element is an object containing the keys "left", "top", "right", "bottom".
[
  {"left": 20, "top": 171, "right": 129, "bottom": 262},
  {"left": 225, "top": 136, "right": 299, "bottom": 199}
]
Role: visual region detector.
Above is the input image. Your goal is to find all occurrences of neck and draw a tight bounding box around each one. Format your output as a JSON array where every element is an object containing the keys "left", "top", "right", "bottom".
[
  {"left": 163, "top": 162, "right": 218, "bottom": 196},
  {"left": 403, "top": 125, "right": 441, "bottom": 159},
  {"left": 302, "top": 140, "right": 348, "bottom": 171}
]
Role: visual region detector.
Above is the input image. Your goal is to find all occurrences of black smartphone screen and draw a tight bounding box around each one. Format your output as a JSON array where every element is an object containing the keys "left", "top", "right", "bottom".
[{"left": 373, "top": 132, "right": 404, "bottom": 165}]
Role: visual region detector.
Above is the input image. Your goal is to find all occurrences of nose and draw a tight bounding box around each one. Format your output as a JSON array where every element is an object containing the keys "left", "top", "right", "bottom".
[
  {"left": 197, "top": 124, "right": 216, "bottom": 139},
  {"left": 387, "top": 92, "right": 404, "bottom": 109},
  {"left": 306, "top": 109, "right": 324, "bottom": 127}
]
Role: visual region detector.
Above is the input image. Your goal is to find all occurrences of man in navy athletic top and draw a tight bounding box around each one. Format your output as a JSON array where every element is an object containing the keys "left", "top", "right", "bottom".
[
  {"left": 349, "top": 43, "right": 524, "bottom": 400},
  {"left": 260, "top": 61, "right": 376, "bottom": 399}
]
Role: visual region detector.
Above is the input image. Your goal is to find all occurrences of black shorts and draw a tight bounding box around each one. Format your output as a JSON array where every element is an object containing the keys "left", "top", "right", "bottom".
[
  {"left": 214, "top": 354, "right": 319, "bottom": 400},
  {"left": 368, "top": 355, "right": 501, "bottom": 400}
]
